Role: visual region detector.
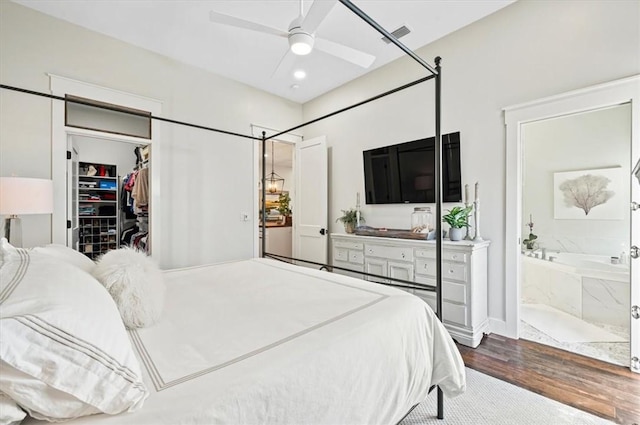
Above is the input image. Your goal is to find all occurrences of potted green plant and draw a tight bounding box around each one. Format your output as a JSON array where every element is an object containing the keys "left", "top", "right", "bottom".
[
  {"left": 277, "top": 192, "right": 292, "bottom": 225},
  {"left": 523, "top": 215, "right": 537, "bottom": 250},
  {"left": 336, "top": 208, "right": 364, "bottom": 234},
  {"left": 442, "top": 205, "right": 472, "bottom": 241}
]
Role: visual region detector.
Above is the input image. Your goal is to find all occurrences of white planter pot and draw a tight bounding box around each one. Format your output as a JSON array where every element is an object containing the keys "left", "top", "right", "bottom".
[{"left": 449, "top": 227, "right": 465, "bottom": 241}]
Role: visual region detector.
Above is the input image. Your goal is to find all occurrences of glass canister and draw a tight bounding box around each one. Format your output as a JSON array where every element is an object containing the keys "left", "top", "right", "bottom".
[{"left": 411, "top": 207, "right": 433, "bottom": 233}]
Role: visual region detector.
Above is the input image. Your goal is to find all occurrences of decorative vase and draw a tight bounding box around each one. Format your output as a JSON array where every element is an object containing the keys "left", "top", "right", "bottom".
[
  {"left": 449, "top": 227, "right": 464, "bottom": 241},
  {"left": 345, "top": 222, "right": 355, "bottom": 234}
]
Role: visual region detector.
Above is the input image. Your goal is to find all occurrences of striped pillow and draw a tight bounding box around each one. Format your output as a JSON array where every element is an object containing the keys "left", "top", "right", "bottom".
[{"left": 0, "top": 240, "right": 148, "bottom": 420}]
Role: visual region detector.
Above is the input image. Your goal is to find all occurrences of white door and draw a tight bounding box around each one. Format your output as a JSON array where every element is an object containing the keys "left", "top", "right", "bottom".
[
  {"left": 293, "top": 136, "right": 327, "bottom": 266},
  {"left": 631, "top": 156, "right": 640, "bottom": 373},
  {"left": 66, "top": 138, "right": 79, "bottom": 250}
]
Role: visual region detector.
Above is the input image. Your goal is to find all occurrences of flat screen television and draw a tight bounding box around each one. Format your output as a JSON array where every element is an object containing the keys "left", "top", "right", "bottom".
[{"left": 363, "top": 132, "right": 462, "bottom": 204}]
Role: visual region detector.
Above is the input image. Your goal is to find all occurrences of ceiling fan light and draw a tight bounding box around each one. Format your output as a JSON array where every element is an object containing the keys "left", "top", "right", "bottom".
[{"left": 289, "top": 31, "right": 314, "bottom": 55}]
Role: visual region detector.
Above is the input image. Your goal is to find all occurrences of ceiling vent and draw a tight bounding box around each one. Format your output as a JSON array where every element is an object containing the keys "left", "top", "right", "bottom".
[{"left": 381, "top": 25, "right": 411, "bottom": 44}]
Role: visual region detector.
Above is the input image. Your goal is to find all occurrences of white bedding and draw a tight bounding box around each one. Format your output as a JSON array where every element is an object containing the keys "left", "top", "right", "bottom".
[{"left": 25, "top": 258, "right": 465, "bottom": 425}]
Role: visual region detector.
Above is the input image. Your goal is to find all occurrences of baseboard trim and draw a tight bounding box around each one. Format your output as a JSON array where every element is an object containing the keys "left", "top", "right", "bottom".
[{"left": 488, "top": 318, "right": 516, "bottom": 338}]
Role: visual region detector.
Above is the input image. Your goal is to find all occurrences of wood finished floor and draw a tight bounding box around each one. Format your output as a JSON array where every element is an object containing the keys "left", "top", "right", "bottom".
[{"left": 457, "top": 334, "right": 640, "bottom": 425}]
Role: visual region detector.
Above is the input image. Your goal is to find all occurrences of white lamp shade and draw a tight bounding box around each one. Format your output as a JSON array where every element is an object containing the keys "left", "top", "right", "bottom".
[{"left": 0, "top": 177, "right": 54, "bottom": 215}]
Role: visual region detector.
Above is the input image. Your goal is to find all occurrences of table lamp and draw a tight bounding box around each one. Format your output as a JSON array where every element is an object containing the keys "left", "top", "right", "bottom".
[{"left": 0, "top": 177, "right": 54, "bottom": 247}]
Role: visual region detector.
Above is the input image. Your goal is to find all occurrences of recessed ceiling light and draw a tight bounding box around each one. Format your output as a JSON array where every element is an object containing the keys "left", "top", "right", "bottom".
[{"left": 293, "top": 70, "right": 306, "bottom": 80}]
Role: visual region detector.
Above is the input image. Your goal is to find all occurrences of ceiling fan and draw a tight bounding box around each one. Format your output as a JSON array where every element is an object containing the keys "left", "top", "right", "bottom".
[{"left": 209, "top": 0, "right": 376, "bottom": 76}]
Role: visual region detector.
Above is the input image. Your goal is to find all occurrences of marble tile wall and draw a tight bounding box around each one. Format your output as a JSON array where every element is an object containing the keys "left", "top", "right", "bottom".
[{"left": 534, "top": 234, "right": 626, "bottom": 258}]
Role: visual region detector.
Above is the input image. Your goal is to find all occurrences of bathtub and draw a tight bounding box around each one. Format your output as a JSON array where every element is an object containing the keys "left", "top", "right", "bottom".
[{"left": 521, "top": 252, "right": 630, "bottom": 327}]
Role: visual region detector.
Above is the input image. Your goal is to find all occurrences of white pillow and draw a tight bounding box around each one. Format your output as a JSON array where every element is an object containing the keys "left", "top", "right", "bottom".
[
  {"left": 0, "top": 245, "right": 148, "bottom": 421},
  {"left": 92, "top": 247, "right": 165, "bottom": 329},
  {"left": 0, "top": 391, "right": 26, "bottom": 425},
  {"left": 32, "top": 243, "right": 96, "bottom": 274},
  {"left": 0, "top": 238, "right": 15, "bottom": 269},
  {"left": 0, "top": 238, "right": 95, "bottom": 274}
]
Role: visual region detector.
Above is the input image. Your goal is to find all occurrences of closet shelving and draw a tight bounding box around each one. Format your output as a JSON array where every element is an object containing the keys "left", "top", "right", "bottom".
[{"left": 78, "top": 162, "right": 119, "bottom": 259}]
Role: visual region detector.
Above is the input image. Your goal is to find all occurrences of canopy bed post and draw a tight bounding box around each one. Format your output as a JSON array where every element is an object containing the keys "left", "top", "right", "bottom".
[
  {"left": 261, "top": 131, "right": 267, "bottom": 258},
  {"left": 434, "top": 55, "right": 444, "bottom": 420}
]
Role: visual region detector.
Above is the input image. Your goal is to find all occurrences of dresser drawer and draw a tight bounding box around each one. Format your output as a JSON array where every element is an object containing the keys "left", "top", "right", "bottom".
[
  {"left": 413, "top": 290, "right": 468, "bottom": 326},
  {"left": 415, "top": 259, "right": 467, "bottom": 283},
  {"left": 334, "top": 240, "right": 364, "bottom": 250},
  {"left": 415, "top": 249, "right": 467, "bottom": 263},
  {"left": 414, "top": 277, "right": 467, "bottom": 304},
  {"left": 333, "top": 247, "right": 348, "bottom": 262},
  {"left": 334, "top": 247, "right": 364, "bottom": 264},
  {"left": 365, "top": 244, "right": 414, "bottom": 262},
  {"left": 443, "top": 302, "right": 468, "bottom": 326},
  {"left": 349, "top": 250, "right": 364, "bottom": 264}
]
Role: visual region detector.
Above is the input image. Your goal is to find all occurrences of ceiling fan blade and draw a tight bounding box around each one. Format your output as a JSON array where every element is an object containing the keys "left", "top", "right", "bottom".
[
  {"left": 301, "top": 0, "right": 338, "bottom": 33},
  {"left": 270, "top": 49, "right": 297, "bottom": 79},
  {"left": 209, "top": 11, "right": 287, "bottom": 38},
  {"left": 315, "top": 38, "right": 375, "bottom": 68}
]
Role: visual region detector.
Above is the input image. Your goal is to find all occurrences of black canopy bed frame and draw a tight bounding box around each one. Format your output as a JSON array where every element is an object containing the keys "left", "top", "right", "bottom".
[{"left": 1, "top": 0, "right": 448, "bottom": 419}]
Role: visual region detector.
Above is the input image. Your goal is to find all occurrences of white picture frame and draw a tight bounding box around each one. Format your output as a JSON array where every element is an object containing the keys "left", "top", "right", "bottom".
[{"left": 553, "top": 167, "right": 624, "bottom": 220}]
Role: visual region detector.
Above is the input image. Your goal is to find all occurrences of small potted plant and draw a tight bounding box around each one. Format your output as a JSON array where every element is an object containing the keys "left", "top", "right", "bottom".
[
  {"left": 523, "top": 215, "right": 537, "bottom": 250},
  {"left": 277, "top": 192, "right": 292, "bottom": 225},
  {"left": 336, "top": 208, "right": 364, "bottom": 234},
  {"left": 442, "top": 205, "right": 472, "bottom": 241}
]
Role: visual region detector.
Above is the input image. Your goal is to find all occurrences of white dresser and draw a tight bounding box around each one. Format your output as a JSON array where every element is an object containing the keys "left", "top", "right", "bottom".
[{"left": 330, "top": 233, "right": 490, "bottom": 348}]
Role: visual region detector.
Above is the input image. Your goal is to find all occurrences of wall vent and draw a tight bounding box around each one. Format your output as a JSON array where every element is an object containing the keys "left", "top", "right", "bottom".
[{"left": 381, "top": 25, "right": 411, "bottom": 44}]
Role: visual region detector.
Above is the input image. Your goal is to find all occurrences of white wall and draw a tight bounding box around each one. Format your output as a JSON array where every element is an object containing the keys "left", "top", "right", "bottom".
[
  {"left": 302, "top": 1, "right": 640, "bottom": 330},
  {"left": 0, "top": 1, "right": 302, "bottom": 267},
  {"left": 73, "top": 136, "right": 139, "bottom": 176},
  {"left": 522, "top": 104, "right": 631, "bottom": 257}
]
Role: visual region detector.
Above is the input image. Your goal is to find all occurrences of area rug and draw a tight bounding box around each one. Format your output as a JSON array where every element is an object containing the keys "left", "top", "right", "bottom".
[{"left": 400, "top": 368, "right": 614, "bottom": 424}]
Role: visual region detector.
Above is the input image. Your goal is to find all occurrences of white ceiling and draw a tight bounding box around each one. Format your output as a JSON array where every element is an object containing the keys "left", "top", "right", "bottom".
[{"left": 13, "top": 0, "right": 514, "bottom": 104}]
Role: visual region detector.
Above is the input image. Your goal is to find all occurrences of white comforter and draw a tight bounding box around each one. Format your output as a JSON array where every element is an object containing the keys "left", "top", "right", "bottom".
[{"left": 26, "top": 258, "right": 465, "bottom": 425}]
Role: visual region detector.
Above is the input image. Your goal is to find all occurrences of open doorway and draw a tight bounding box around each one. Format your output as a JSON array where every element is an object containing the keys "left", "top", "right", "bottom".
[
  {"left": 518, "top": 104, "right": 631, "bottom": 366},
  {"left": 67, "top": 135, "right": 151, "bottom": 259},
  {"left": 258, "top": 139, "right": 294, "bottom": 258}
]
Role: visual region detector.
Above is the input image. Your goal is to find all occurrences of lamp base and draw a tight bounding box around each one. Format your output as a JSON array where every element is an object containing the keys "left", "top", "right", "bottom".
[{"left": 3, "top": 215, "right": 22, "bottom": 247}]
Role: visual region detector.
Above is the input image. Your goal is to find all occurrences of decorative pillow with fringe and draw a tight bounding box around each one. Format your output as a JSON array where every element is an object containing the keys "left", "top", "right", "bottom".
[{"left": 92, "top": 248, "right": 165, "bottom": 329}]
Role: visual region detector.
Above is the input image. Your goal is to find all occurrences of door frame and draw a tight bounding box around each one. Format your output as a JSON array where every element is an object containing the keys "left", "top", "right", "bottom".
[
  {"left": 504, "top": 75, "right": 640, "bottom": 371},
  {"left": 50, "top": 75, "right": 162, "bottom": 256},
  {"left": 251, "top": 125, "right": 302, "bottom": 258}
]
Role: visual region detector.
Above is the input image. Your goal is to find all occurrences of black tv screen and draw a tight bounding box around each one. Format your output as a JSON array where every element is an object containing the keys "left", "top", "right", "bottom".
[{"left": 363, "top": 132, "right": 462, "bottom": 204}]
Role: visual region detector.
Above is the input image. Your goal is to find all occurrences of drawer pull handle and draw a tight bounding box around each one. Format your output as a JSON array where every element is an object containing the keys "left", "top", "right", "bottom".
[
  {"left": 452, "top": 255, "right": 457, "bottom": 260},
  {"left": 448, "top": 269, "right": 454, "bottom": 274},
  {"left": 401, "top": 253, "right": 405, "bottom": 258},
  {"left": 368, "top": 249, "right": 373, "bottom": 253}
]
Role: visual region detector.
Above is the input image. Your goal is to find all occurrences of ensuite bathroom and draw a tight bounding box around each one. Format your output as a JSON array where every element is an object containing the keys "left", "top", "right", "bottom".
[{"left": 519, "top": 103, "right": 633, "bottom": 366}]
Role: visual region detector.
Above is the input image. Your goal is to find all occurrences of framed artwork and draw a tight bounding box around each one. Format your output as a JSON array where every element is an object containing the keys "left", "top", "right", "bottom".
[{"left": 553, "top": 167, "right": 624, "bottom": 220}]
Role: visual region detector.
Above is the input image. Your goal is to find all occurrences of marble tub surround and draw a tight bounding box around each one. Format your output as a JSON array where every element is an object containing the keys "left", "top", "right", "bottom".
[
  {"left": 582, "top": 278, "right": 629, "bottom": 327},
  {"left": 530, "top": 234, "right": 627, "bottom": 257},
  {"left": 521, "top": 253, "right": 630, "bottom": 328},
  {"left": 521, "top": 256, "right": 582, "bottom": 317}
]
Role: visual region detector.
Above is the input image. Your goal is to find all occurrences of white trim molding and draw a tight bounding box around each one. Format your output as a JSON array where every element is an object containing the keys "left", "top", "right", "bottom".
[
  {"left": 49, "top": 75, "right": 163, "bottom": 257},
  {"left": 503, "top": 74, "right": 640, "bottom": 340}
]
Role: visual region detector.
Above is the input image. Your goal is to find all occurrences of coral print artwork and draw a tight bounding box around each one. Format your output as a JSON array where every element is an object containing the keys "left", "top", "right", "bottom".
[{"left": 553, "top": 167, "right": 624, "bottom": 220}]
